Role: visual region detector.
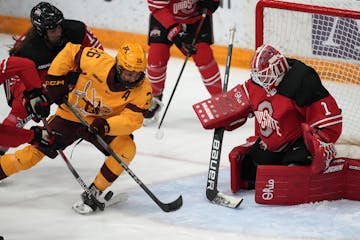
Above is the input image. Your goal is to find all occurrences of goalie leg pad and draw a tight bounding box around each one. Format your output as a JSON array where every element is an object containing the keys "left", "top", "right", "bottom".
[
  {"left": 229, "top": 136, "right": 258, "bottom": 193},
  {"left": 255, "top": 159, "right": 347, "bottom": 205},
  {"left": 345, "top": 158, "right": 360, "bottom": 201}
]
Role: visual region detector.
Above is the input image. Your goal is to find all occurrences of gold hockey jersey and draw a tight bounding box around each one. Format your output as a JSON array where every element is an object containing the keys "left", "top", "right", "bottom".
[{"left": 48, "top": 42, "right": 152, "bottom": 136}]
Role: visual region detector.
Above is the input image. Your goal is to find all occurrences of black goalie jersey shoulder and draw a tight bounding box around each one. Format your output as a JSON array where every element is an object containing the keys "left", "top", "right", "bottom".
[{"left": 277, "top": 58, "right": 330, "bottom": 107}]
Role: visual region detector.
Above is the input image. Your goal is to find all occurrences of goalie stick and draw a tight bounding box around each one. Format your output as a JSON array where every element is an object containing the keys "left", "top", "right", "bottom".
[
  {"left": 205, "top": 25, "right": 243, "bottom": 208},
  {"left": 64, "top": 100, "right": 183, "bottom": 212}
]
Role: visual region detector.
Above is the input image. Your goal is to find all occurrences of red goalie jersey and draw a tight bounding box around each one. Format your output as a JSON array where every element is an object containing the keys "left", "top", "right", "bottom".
[
  {"left": 246, "top": 59, "right": 342, "bottom": 151},
  {"left": 194, "top": 58, "right": 342, "bottom": 152}
]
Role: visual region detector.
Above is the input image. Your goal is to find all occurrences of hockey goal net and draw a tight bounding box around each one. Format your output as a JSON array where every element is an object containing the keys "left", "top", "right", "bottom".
[{"left": 256, "top": 0, "right": 360, "bottom": 158}]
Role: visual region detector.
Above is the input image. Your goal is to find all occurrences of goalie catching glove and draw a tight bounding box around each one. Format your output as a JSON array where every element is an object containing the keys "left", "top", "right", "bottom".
[
  {"left": 167, "top": 24, "right": 197, "bottom": 56},
  {"left": 23, "top": 88, "right": 50, "bottom": 121},
  {"left": 193, "top": 84, "right": 252, "bottom": 130},
  {"left": 301, "top": 123, "right": 337, "bottom": 174}
]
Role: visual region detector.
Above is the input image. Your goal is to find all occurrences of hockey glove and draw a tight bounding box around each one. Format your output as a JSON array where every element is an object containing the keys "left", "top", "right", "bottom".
[
  {"left": 301, "top": 123, "right": 337, "bottom": 174},
  {"left": 30, "top": 126, "right": 63, "bottom": 151},
  {"left": 46, "top": 72, "right": 78, "bottom": 105},
  {"left": 23, "top": 88, "right": 50, "bottom": 121},
  {"left": 77, "top": 118, "right": 110, "bottom": 141},
  {"left": 198, "top": 0, "right": 220, "bottom": 13},
  {"left": 167, "top": 24, "right": 197, "bottom": 56}
]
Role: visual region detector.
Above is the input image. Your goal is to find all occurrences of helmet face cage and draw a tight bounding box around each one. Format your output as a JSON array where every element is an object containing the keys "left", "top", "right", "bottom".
[
  {"left": 250, "top": 44, "right": 289, "bottom": 95},
  {"left": 116, "top": 65, "right": 145, "bottom": 89},
  {"left": 30, "top": 2, "right": 64, "bottom": 35},
  {"left": 115, "top": 43, "right": 147, "bottom": 89}
]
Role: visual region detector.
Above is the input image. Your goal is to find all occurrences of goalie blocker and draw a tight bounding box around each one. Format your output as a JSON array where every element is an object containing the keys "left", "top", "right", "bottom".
[{"left": 193, "top": 85, "right": 360, "bottom": 205}]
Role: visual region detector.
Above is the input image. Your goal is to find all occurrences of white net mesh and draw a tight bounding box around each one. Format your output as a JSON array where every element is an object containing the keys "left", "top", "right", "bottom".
[{"left": 258, "top": 0, "right": 360, "bottom": 148}]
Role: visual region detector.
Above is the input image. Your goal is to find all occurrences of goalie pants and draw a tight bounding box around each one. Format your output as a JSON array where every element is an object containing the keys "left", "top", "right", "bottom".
[
  {"left": 241, "top": 137, "right": 312, "bottom": 184},
  {"left": 0, "top": 116, "right": 136, "bottom": 192}
]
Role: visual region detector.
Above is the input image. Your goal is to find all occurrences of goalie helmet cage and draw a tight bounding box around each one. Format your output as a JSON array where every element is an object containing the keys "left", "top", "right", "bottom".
[{"left": 255, "top": 0, "right": 360, "bottom": 156}]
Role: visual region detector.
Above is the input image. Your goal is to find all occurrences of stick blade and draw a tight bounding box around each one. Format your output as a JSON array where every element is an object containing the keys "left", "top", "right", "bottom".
[
  {"left": 209, "top": 192, "right": 243, "bottom": 209},
  {"left": 159, "top": 195, "right": 183, "bottom": 212}
]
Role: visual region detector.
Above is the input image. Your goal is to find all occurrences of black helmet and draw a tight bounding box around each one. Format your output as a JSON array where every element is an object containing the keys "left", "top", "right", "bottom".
[{"left": 30, "top": 2, "right": 64, "bottom": 35}]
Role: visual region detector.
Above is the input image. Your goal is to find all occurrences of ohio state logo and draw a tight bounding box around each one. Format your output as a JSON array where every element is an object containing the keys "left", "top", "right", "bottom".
[
  {"left": 173, "top": 0, "right": 197, "bottom": 14},
  {"left": 254, "top": 101, "right": 282, "bottom": 137}
]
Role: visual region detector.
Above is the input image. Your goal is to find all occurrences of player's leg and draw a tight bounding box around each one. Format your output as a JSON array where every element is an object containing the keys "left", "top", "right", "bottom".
[
  {"left": 0, "top": 115, "right": 80, "bottom": 180},
  {"left": 191, "top": 16, "right": 222, "bottom": 96},
  {"left": 192, "top": 43, "right": 222, "bottom": 96},
  {"left": 77, "top": 135, "right": 136, "bottom": 211},
  {"left": 143, "top": 15, "right": 171, "bottom": 122},
  {"left": 0, "top": 83, "right": 28, "bottom": 155}
]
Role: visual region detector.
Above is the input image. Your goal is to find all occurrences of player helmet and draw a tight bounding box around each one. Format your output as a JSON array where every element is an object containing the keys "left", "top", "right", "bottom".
[
  {"left": 30, "top": 2, "right": 64, "bottom": 35},
  {"left": 250, "top": 44, "right": 289, "bottom": 96},
  {"left": 115, "top": 42, "right": 147, "bottom": 89}
]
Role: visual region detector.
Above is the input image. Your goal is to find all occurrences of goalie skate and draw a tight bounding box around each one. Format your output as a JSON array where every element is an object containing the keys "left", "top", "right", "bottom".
[{"left": 72, "top": 192, "right": 129, "bottom": 214}]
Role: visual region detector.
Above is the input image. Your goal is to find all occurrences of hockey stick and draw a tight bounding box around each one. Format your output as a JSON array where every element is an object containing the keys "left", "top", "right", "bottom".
[
  {"left": 156, "top": 8, "right": 208, "bottom": 138},
  {"left": 63, "top": 100, "right": 183, "bottom": 212},
  {"left": 41, "top": 118, "right": 106, "bottom": 211},
  {"left": 205, "top": 25, "right": 243, "bottom": 208}
]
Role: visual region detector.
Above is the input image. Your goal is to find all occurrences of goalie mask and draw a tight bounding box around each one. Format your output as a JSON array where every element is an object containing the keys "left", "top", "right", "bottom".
[
  {"left": 30, "top": 2, "right": 64, "bottom": 36},
  {"left": 250, "top": 44, "right": 289, "bottom": 96},
  {"left": 115, "top": 42, "right": 147, "bottom": 89}
]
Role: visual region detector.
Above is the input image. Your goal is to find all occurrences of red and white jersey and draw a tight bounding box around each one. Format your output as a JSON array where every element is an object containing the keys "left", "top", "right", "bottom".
[
  {"left": 0, "top": 56, "right": 42, "bottom": 90},
  {"left": 244, "top": 59, "right": 342, "bottom": 152},
  {"left": 148, "top": 0, "right": 206, "bottom": 28},
  {"left": 0, "top": 56, "right": 42, "bottom": 147}
]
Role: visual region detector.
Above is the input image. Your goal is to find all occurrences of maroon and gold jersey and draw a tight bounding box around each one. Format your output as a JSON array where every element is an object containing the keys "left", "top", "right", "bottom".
[
  {"left": 244, "top": 59, "right": 342, "bottom": 151},
  {"left": 48, "top": 43, "right": 152, "bottom": 136}
]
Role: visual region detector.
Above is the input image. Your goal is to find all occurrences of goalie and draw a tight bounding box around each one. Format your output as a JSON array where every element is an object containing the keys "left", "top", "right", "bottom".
[{"left": 194, "top": 44, "right": 359, "bottom": 205}]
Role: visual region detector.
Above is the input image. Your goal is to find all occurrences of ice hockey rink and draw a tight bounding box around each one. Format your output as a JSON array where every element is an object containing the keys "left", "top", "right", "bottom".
[{"left": 0, "top": 33, "right": 359, "bottom": 240}]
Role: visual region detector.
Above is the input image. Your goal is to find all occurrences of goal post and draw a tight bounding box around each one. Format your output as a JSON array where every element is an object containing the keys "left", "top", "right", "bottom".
[{"left": 255, "top": 0, "right": 360, "bottom": 154}]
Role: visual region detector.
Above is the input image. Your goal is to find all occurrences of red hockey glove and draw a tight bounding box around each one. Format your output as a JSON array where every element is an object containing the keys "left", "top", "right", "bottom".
[
  {"left": 77, "top": 118, "right": 110, "bottom": 141},
  {"left": 167, "top": 24, "right": 197, "bottom": 56},
  {"left": 301, "top": 123, "right": 337, "bottom": 174},
  {"left": 23, "top": 88, "right": 50, "bottom": 120},
  {"left": 30, "top": 126, "right": 63, "bottom": 151}
]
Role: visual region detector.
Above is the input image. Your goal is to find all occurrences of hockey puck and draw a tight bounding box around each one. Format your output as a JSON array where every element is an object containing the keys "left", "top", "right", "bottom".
[{"left": 104, "top": 191, "right": 113, "bottom": 201}]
